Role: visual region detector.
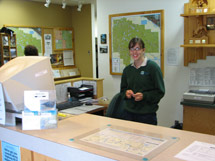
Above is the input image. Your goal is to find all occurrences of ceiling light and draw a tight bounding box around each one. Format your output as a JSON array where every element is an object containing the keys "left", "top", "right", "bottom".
[
  {"left": 62, "top": 0, "right": 66, "bottom": 9},
  {"left": 44, "top": 0, "right": 51, "bottom": 8},
  {"left": 77, "top": 3, "right": 82, "bottom": 12}
]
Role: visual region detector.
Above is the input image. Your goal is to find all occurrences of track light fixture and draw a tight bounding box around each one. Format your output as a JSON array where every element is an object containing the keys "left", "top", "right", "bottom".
[
  {"left": 44, "top": 0, "right": 51, "bottom": 8},
  {"left": 77, "top": 3, "right": 82, "bottom": 12},
  {"left": 62, "top": 0, "right": 66, "bottom": 9}
]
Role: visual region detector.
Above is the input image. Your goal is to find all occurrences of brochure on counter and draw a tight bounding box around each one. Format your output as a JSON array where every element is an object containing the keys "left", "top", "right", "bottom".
[{"left": 22, "top": 90, "right": 58, "bottom": 130}]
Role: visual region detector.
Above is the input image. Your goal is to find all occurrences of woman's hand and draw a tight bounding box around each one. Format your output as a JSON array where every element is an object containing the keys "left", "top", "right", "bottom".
[
  {"left": 133, "top": 92, "right": 143, "bottom": 101},
  {"left": 126, "top": 90, "right": 134, "bottom": 99}
]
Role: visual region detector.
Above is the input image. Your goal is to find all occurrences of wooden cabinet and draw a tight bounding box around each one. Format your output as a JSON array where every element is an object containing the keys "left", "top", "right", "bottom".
[
  {"left": 0, "top": 33, "right": 17, "bottom": 67},
  {"left": 182, "top": 104, "right": 215, "bottom": 135},
  {"left": 181, "top": 0, "right": 215, "bottom": 66}
]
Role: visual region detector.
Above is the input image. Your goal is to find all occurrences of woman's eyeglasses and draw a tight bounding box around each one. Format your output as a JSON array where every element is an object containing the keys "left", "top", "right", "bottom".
[{"left": 130, "top": 47, "right": 141, "bottom": 51}]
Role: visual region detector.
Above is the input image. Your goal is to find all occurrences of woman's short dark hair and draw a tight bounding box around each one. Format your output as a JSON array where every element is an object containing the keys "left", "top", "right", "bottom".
[
  {"left": 128, "top": 37, "right": 145, "bottom": 49},
  {"left": 24, "top": 45, "right": 38, "bottom": 56}
]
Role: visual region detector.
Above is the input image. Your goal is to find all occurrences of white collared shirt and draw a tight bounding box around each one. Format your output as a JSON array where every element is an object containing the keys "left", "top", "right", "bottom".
[{"left": 131, "top": 57, "right": 148, "bottom": 69}]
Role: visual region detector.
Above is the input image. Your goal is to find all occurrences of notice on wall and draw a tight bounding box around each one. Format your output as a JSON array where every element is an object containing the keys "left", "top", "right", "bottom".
[
  {"left": 2, "top": 141, "right": 21, "bottom": 161},
  {"left": 63, "top": 50, "right": 74, "bottom": 66},
  {"left": 112, "top": 58, "right": 120, "bottom": 73},
  {"left": 0, "top": 83, "right": 5, "bottom": 125},
  {"left": 190, "top": 67, "right": 215, "bottom": 86},
  {"left": 44, "top": 34, "right": 52, "bottom": 57},
  {"left": 166, "top": 48, "right": 179, "bottom": 66}
]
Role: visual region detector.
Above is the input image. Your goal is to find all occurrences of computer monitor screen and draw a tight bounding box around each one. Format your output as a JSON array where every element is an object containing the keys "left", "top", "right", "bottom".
[{"left": 0, "top": 56, "right": 56, "bottom": 112}]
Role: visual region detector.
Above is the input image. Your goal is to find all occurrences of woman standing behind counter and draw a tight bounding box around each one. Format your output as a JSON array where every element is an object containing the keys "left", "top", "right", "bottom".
[{"left": 120, "top": 37, "right": 165, "bottom": 125}]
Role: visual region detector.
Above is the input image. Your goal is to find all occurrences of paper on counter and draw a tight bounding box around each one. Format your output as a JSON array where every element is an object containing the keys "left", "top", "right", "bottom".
[
  {"left": 60, "top": 108, "right": 86, "bottom": 115},
  {"left": 175, "top": 141, "right": 215, "bottom": 161},
  {"left": 74, "top": 105, "right": 103, "bottom": 111},
  {"left": 60, "top": 105, "right": 103, "bottom": 115}
]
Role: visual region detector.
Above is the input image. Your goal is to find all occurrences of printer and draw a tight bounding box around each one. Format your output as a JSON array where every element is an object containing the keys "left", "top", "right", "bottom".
[
  {"left": 67, "top": 84, "right": 94, "bottom": 101},
  {"left": 183, "top": 89, "right": 215, "bottom": 104}
]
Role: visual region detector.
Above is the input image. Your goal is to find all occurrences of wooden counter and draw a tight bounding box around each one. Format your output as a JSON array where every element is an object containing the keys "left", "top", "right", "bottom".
[
  {"left": 181, "top": 101, "right": 215, "bottom": 135},
  {"left": 1, "top": 114, "right": 215, "bottom": 161}
]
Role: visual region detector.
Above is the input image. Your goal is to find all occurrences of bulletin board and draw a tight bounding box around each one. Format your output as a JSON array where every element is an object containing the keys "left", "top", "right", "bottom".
[
  {"left": 4, "top": 25, "right": 75, "bottom": 68},
  {"left": 53, "top": 28, "right": 74, "bottom": 51},
  {"left": 109, "top": 10, "right": 164, "bottom": 75}
]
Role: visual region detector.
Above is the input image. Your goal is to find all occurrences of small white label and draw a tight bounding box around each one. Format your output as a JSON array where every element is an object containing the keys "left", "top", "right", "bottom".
[
  {"left": 204, "top": 8, "right": 208, "bottom": 13},
  {"left": 196, "top": 8, "right": 202, "bottom": 13},
  {"left": 189, "top": 40, "right": 193, "bottom": 44},
  {"left": 195, "top": 40, "right": 201, "bottom": 44}
]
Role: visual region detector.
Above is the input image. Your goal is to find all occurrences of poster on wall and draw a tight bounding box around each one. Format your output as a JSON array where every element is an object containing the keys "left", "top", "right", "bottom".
[
  {"left": 109, "top": 10, "right": 164, "bottom": 75},
  {"left": 100, "top": 46, "right": 108, "bottom": 53},
  {"left": 6, "top": 26, "right": 43, "bottom": 56},
  {"left": 44, "top": 34, "right": 52, "bottom": 57},
  {"left": 50, "top": 53, "right": 63, "bottom": 66},
  {"left": 100, "top": 34, "right": 107, "bottom": 44}
]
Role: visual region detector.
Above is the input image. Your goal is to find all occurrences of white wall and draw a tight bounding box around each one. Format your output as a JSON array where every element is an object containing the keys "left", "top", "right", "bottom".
[{"left": 96, "top": 0, "right": 215, "bottom": 127}]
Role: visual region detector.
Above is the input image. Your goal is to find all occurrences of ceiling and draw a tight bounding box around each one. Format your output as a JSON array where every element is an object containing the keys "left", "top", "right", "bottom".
[{"left": 29, "top": 0, "right": 96, "bottom": 6}]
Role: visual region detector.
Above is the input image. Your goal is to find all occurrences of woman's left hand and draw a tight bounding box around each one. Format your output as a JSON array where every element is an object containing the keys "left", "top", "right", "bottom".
[{"left": 133, "top": 92, "right": 143, "bottom": 101}]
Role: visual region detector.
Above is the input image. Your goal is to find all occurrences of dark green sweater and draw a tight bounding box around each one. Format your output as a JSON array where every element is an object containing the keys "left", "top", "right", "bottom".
[{"left": 120, "top": 60, "right": 165, "bottom": 114}]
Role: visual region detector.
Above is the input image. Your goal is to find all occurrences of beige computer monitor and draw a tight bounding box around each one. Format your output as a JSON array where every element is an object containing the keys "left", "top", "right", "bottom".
[{"left": 0, "top": 56, "right": 56, "bottom": 112}]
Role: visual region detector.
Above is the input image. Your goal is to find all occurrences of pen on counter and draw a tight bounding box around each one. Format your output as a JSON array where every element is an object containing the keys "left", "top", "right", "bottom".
[{"left": 58, "top": 113, "right": 67, "bottom": 117}]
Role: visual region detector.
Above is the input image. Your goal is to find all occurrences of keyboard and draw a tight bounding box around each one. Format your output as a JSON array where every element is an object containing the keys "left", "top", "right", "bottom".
[{"left": 56, "top": 101, "right": 83, "bottom": 111}]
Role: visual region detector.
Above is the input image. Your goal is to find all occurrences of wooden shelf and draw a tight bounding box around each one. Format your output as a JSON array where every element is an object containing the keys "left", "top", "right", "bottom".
[
  {"left": 181, "top": 44, "right": 215, "bottom": 47},
  {"left": 181, "top": 0, "right": 215, "bottom": 66},
  {"left": 0, "top": 33, "right": 17, "bottom": 66},
  {"left": 181, "top": 12, "right": 215, "bottom": 17},
  {"left": 3, "top": 56, "right": 10, "bottom": 59}
]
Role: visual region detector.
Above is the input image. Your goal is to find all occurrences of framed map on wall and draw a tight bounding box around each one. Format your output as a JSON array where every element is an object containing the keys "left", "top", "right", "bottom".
[
  {"left": 54, "top": 28, "right": 73, "bottom": 50},
  {"left": 109, "top": 10, "right": 164, "bottom": 75},
  {"left": 6, "top": 26, "right": 42, "bottom": 56}
]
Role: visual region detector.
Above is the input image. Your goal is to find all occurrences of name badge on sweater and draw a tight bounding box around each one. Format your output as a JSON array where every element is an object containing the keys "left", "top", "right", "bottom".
[{"left": 140, "top": 71, "right": 149, "bottom": 75}]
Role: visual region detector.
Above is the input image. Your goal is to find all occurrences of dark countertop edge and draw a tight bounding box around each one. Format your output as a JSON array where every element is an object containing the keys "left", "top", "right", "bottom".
[{"left": 180, "top": 100, "right": 215, "bottom": 109}]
